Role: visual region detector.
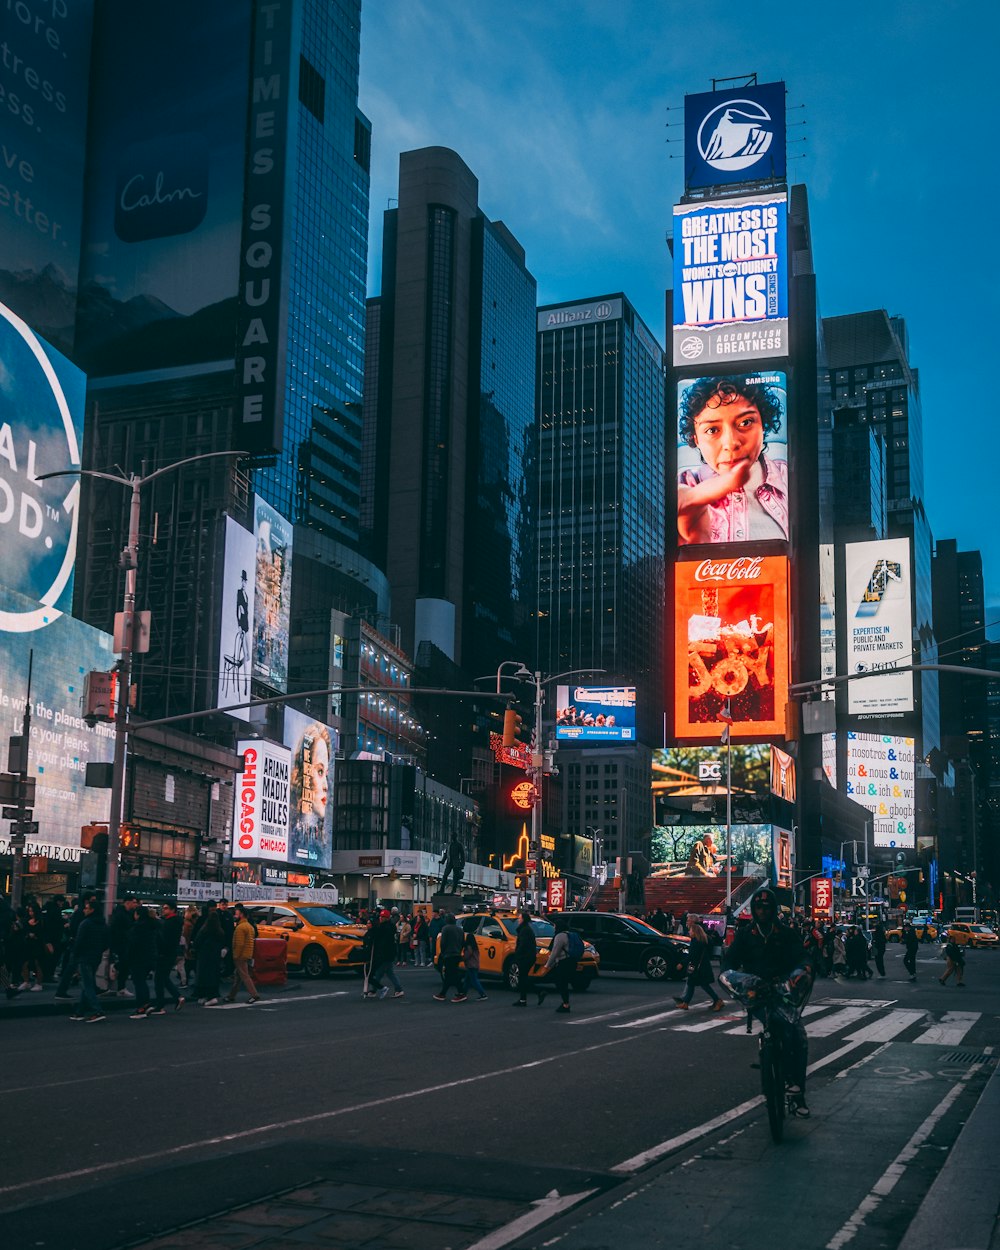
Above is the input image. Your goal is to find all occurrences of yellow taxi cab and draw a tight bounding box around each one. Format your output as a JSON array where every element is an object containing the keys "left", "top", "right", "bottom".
[
  {"left": 246, "top": 902, "right": 366, "bottom": 978},
  {"left": 945, "top": 922, "right": 999, "bottom": 949},
  {"left": 450, "top": 912, "right": 600, "bottom": 992},
  {"left": 886, "top": 919, "right": 939, "bottom": 942}
]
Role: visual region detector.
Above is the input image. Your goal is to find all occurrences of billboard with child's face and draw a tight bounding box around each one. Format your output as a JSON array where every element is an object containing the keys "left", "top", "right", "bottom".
[
  {"left": 674, "top": 554, "right": 789, "bottom": 740},
  {"left": 676, "top": 370, "right": 787, "bottom": 546}
]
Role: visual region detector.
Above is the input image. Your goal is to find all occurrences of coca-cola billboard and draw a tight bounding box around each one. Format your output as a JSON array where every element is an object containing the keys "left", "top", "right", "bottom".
[{"left": 674, "top": 554, "right": 789, "bottom": 740}]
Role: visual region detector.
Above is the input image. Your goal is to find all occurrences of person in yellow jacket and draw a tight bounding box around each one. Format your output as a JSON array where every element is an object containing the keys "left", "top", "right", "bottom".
[{"left": 225, "top": 903, "right": 260, "bottom": 1004}]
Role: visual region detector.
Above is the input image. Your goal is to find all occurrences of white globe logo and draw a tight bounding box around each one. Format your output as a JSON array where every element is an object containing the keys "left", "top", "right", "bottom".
[{"left": 697, "top": 99, "right": 774, "bottom": 172}]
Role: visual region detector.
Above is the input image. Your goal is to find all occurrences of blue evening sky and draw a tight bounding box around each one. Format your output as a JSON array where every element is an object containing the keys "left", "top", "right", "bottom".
[{"left": 359, "top": 0, "right": 999, "bottom": 631}]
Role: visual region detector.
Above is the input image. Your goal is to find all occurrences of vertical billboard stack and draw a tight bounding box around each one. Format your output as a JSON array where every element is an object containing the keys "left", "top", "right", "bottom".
[{"left": 666, "top": 79, "right": 797, "bottom": 897}]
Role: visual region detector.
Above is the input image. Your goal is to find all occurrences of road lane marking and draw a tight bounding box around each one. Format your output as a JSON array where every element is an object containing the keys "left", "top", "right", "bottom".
[
  {"left": 844, "top": 1010, "right": 926, "bottom": 1044},
  {"left": 825, "top": 1060, "right": 986, "bottom": 1249},
  {"left": 463, "top": 1190, "right": 598, "bottom": 1250},
  {"left": 806, "top": 1006, "right": 883, "bottom": 1038},
  {"left": 564, "top": 1002, "right": 678, "bottom": 1025},
  {"left": 610, "top": 1038, "right": 868, "bottom": 1174},
  {"left": 612, "top": 1009, "right": 690, "bottom": 1030},
  {"left": 0, "top": 1027, "right": 671, "bottom": 1200},
  {"left": 913, "top": 1011, "right": 980, "bottom": 1046}
]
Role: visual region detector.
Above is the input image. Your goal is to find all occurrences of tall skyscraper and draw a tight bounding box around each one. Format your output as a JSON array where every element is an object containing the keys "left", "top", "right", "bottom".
[
  {"left": 533, "top": 295, "right": 665, "bottom": 863},
  {"left": 366, "top": 147, "right": 537, "bottom": 679},
  {"left": 533, "top": 295, "right": 666, "bottom": 744},
  {"left": 74, "top": 0, "right": 373, "bottom": 719}
]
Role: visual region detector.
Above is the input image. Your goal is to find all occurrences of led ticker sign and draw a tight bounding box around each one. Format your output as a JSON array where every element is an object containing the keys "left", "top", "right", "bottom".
[
  {"left": 674, "top": 554, "right": 789, "bottom": 740},
  {"left": 555, "top": 686, "right": 636, "bottom": 741},
  {"left": 684, "top": 81, "right": 787, "bottom": 191},
  {"left": 672, "top": 193, "right": 787, "bottom": 367}
]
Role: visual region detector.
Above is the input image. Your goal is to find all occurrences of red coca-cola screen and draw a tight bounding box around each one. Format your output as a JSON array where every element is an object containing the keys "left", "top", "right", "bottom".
[{"left": 674, "top": 554, "right": 789, "bottom": 740}]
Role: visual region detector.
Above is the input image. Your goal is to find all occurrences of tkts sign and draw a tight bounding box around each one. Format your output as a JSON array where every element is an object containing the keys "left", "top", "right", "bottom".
[
  {"left": 811, "top": 878, "right": 833, "bottom": 915},
  {"left": 674, "top": 554, "right": 789, "bottom": 741}
]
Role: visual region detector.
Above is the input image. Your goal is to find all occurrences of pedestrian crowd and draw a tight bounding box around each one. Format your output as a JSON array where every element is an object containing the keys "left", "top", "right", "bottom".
[{"left": 0, "top": 891, "right": 261, "bottom": 1022}]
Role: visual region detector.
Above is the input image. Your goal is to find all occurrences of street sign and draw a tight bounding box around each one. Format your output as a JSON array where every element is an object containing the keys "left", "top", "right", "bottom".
[
  {"left": 12, "top": 821, "right": 39, "bottom": 836},
  {"left": 2, "top": 806, "right": 22, "bottom": 820},
  {"left": 858, "top": 865, "right": 871, "bottom": 879},
  {"left": 525, "top": 860, "right": 537, "bottom": 872},
  {"left": 0, "top": 773, "right": 36, "bottom": 804}
]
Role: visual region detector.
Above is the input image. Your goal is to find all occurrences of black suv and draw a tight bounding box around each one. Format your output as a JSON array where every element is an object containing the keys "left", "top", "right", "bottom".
[{"left": 565, "top": 912, "right": 688, "bottom": 980}]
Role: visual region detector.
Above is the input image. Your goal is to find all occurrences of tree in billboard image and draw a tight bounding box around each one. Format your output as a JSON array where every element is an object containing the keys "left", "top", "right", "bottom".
[
  {"left": 676, "top": 372, "right": 788, "bottom": 546},
  {"left": 652, "top": 744, "right": 769, "bottom": 823},
  {"left": 675, "top": 556, "right": 789, "bottom": 740},
  {"left": 651, "top": 824, "right": 773, "bottom": 877}
]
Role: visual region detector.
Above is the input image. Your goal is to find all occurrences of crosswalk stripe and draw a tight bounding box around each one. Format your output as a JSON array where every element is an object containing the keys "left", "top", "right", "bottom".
[
  {"left": 723, "top": 1003, "right": 830, "bottom": 1037},
  {"left": 807, "top": 1006, "right": 882, "bottom": 1037},
  {"left": 913, "top": 1011, "right": 980, "bottom": 1046},
  {"left": 611, "top": 1009, "right": 683, "bottom": 1030},
  {"left": 844, "top": 1009, "right": 927, "bottom": 1043}
]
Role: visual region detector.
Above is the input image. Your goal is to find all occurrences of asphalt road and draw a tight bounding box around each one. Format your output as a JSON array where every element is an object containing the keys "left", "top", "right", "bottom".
[{"left": 1, "top": 941, "right": 997, "bottom": 1250}]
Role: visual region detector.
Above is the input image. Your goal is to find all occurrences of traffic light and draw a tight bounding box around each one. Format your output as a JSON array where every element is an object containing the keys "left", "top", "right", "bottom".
[
  {"left": 120, "top": 825, "right": 141, "bottom": 851},
  {"left": 502, "top": 707, "right": 524, "bottom": 747}
]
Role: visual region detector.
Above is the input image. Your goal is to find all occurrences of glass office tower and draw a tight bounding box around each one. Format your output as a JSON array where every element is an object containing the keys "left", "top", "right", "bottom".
[{"left": 534, "top": 295, "right": 666, "bottom": 747}]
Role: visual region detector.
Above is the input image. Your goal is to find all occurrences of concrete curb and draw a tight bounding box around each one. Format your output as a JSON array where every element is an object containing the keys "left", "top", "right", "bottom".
[
  {"left": 0, "top": 982, "right": 303, "bottom": 1019},
  {"left": 898, "top": 1056, "right": 1000, "bottom": 1250}
]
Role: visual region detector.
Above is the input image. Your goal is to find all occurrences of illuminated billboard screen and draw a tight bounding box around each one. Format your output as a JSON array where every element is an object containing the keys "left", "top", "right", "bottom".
[
  {"left": 0, "top": 586, "right": 115, "bottom": 861},
  {"left": 283, "top": 708, "right": 334, "bottom": 871},
  {"left": 0, "top": 303, "right": 86, "bottom": 634},
  {"left": 844, "top": 732, "right": 915, "bottom": 849},
  {"left": 233, "top": 738, "right": 290, "bottom": 863},
  {"left": 217, "top": 517, "right": 255, "bottom": 719},
  {"left": 770, "top": 746, "right": 796, "bottom": 802},
  {"left": 684, "top": 81, "right": 787, "bottom": 191},
  {"left": 676, "top": 370, "right": 787, "bottom": 545},
  {"left": 675, "top": 554, "right": 789, "bottom": 740},
  {"left": 844, "top": 538, "right": 913, "bottom": 715},
  {"left": 651, "top": 822, "right": 779, "bottom": 879},
  {"left": 653, "top": 743, "right": 769, "bottom": 824},
  {"left": 0, "top": 1, "right": 93, "bottom": 356},
  {"left": 672, "top": 192, "right": 787, "bottom": 367},
  {"left": 555, "top": 686, "right": 636, "bottom": 741},
  {"left": 252, "top": 495, "right": 293, "bottom": 692}
]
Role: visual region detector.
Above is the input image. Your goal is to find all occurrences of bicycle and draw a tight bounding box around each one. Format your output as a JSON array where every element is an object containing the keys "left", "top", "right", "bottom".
[{"left": 719, "top": 969, "right": 810, "bottom": 1142}]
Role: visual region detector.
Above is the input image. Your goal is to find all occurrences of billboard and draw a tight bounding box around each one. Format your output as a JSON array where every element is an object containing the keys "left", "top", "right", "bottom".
[
  {"left": 770, "top": 746, "right": 796, "bottom": 802},
  {"left": 0, "top": 586, "right": 115, "bottom": 860},
  {"left": 0, "top": 0, "right": 93, "bottom": 356},
  {"left": 672, "top": 192, "right": 787, "bottom": 367},
  {"left": 676, "top": 370, "right": 787, "bottom": 545},
  {"left": 75, "top": 2, "right": 252, "bottom": 373},
  {"left": 844, "top": 732, "right": 915, "bottom": 849},
  {"left": 675, "top": 554, "right": 789, "bottom": 740},
  {"left": 651, "top": 822, "right": 777, "bottom": 878},
  {"left": 233, "top": 738, "right": 290, "bottom": 862},
  {"left": 0, "top": 302, "right": 86, "bottom": 634},
  {"left": 844, "top": 538, "right": 913, "bottom": 715},
  {"left": 283, "top": 708, "right": 333, "bottom": 871},
  {"left": 217, "top": 517, "right": 255, "bottom": 718},
  {"left": 234, "top": 0, "right": 295, "bottom": 455},
  {"left": 252, "top": 495, "right": 292, "bottom": 692},
  {"left": 811, "top": 878, "right": 833, "bottom": 915},
  {"left": 652, "top": 743, "right": 770, "bottom": 822},
  {"left": 684, "top": 81, "right": 786, "bottom": 191},
  {"left": 555, "top": 686, "right": 636, "bottom": 741}
]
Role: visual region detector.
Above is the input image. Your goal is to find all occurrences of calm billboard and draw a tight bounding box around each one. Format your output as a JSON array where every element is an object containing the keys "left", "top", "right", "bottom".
[{"left": 844, "top": 538, "right": 913, "bottom": 715}]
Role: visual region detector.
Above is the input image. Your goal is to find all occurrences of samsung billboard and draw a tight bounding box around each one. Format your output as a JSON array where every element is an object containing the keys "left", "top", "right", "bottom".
[
  {"left": 676, "top": 370, "right": 787, "bottom": 546},
  {"left": 555, "top": 686, "right": 636, "bottom": 741},
  {"left": 672, "top": 193, "right": 787, "bottom": 367},
  {"left": 684, "top": 81, "right": 787, "bottom": 191},
  {"left": 844, "top": 538, "right": 913, "bottom": 716}
]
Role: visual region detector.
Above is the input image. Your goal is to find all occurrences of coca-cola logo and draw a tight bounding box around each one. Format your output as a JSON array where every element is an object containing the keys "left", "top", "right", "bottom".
[{"left": 694, "top": 556, "right": 764, "bottom": 583}]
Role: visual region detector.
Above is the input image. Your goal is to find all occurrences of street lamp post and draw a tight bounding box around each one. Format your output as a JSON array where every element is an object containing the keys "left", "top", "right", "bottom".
[
  {"left": 493, "top": 663, "right": 604, "bottom": 911},
  {"left": 40, "top": 450, "right": 247, "bottom": 919}
]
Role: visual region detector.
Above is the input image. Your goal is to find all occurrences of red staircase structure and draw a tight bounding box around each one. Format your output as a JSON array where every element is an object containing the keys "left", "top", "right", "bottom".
[{"left": 642, "top": 875, "right": 756, "bottom": 916}]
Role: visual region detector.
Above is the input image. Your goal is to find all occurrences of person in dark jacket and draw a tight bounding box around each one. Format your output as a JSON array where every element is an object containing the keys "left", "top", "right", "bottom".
[
  {"left": 674, "top": 916, "right": 725, "bottom": 1011},
  {"left": 70, "top": 898, "right": 109, "bottom": 1022},
  {"left": 872, "top": 922, "right": 887, "bottom": 978},
  {"left": 512, "top": 911, "right": 538, "bottom": 1007},
  {"left": 433, "top": 912, "right": 466, "bottom": 1001},
  {"left": 427, "top": 909, "right": 445, "bottom": 961},
  {"left": 127, "top": 906, "right": 157, "bottom": 1017},
  {"left": 845, "top": 927, "right": 872, "bottom": 979},
  {"left": 902, "top": 923, "right": 919, "bottom": 981},
  {"left": 368, "top": 910, "right": 404, "bottom": 999},
  {"left": 192, "top": 903, "right": 224, "bottom": 1005},
  {"left": 216, "top": 898, "right": 236, "bottom": 980},
  {"left": 148, "top": 901, "right": 185, "bottom": 1014},
  {"left": 539, "top": 914, "right": 574, "bottom": 1013},
  {"left": 108, "top": 898, "right": 138, "bottom": 996},
  {"left": 723, "top": 887, "right": 813, "bottom": 1117}
]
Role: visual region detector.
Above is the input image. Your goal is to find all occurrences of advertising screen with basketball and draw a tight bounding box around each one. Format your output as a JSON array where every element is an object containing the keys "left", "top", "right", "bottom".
[{"left": 674, "top": 554, "right": 789, "bottom": 740}]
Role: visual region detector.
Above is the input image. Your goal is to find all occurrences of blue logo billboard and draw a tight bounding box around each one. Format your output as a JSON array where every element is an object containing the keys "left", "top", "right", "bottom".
[
  {"left": 555, "top": 686, "right": 636, "bottom": 742},
  {"left": 684, "top": 82, "right": 786, "bottom": 191}
]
